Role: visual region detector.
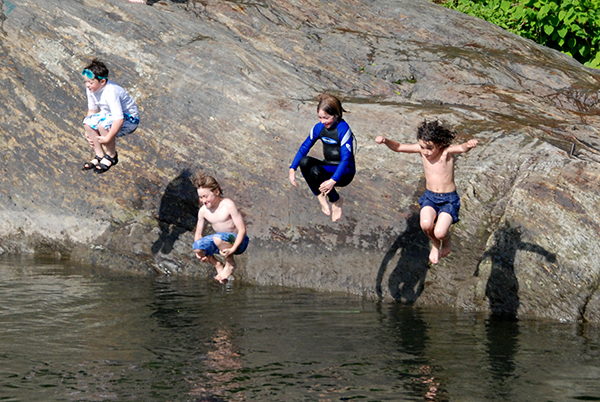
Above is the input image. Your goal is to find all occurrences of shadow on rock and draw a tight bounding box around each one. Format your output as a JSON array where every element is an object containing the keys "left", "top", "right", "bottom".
[
  {"left": 152, "top": 169, "right": 199, "bottom": 255},
  {"left": 376, "top": 208, "right": 430, "bottom": 304},
  {"left": 477, "top": 221, "right": 556, "bottom": 318}
]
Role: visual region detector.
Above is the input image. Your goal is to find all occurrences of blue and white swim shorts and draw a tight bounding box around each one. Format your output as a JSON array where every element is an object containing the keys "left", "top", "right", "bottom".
[
  {"left": 193, "top": 233, "right": 250, "bottom": 256},
  {"left": 83, "top": 112, "right": 139, "bottom": 138}
]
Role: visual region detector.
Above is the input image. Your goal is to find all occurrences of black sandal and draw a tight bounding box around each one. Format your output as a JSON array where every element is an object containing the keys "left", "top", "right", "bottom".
[
  {"left": 82, "top": 155, "right": 103, "bottom": 171},
  {"left": 94, "top": 152, "right": 118, "bottom": 174}
]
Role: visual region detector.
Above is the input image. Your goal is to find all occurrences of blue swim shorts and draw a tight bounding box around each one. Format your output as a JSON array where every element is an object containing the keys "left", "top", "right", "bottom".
[
  {"left": 419, "top": 190, "right": 461, "bottom": 223},
  {"left": 83, "top": 112, "right": 139, "bottom": 138},
  {"left": 192, "top": 233, "right": 250, "bottom": 256}
]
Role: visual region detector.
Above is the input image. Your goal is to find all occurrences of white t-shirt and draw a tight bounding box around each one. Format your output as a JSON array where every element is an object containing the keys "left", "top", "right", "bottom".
[{"left": 86, "top": 80, "right": 139, "bottom": 120}]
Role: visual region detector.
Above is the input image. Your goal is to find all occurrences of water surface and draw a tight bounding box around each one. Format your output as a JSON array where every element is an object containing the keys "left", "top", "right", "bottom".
[{"left": 1, "top": 256, "right": 599, "bottom": 401}]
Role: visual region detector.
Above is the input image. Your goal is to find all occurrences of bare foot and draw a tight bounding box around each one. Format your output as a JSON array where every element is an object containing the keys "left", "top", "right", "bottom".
[
  {"left": 317, "top": 193, "right": 331, "bottom": 216},
  {"left": 331, "top": 197, "right": 343, "bottom": 222},
  {"left": 213, "top": 260, "right": 225, "bottom": 280},
  {"left": 215, "top": 261, "right": 236, "bottom": 283},
  {"left": 440, "top": 237, "right": 452, "bottom": 259},
  {"left": 429, "top": 244, "right": 440, "bottom": 264}
]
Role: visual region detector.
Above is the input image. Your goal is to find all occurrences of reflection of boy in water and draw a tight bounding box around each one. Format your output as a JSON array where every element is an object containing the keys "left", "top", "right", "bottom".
[
  {"left": 376, "top": 121, "right": 478, "bottom": 264},
  {"left": 189, "top": 329, "right": 242, "bottom": 401},
  {"left": 192, "top": 172, "right": 249, "bottom": 283}
]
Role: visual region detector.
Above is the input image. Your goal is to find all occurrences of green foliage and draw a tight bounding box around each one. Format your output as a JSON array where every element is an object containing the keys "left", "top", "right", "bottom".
[{"left": 439, "top": 0, "right": 600, "bottom": 68}]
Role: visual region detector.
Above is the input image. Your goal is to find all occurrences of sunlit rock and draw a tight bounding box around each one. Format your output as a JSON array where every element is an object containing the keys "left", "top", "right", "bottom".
[{"left": 1, "top": 0, "right": 599, "bottom": 322}]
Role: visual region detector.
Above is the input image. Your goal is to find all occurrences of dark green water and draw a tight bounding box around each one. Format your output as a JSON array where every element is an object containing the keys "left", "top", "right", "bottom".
[{"left": 0, "top": 256, "right": 599, "bottom": 402}]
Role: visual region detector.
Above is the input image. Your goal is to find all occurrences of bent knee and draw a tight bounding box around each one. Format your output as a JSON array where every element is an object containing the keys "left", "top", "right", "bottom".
[
  {"left": 433, "top": 226, "right": 450, "bottom": 240},
  {"left": 420, "top": 219, "right": 434, "bottom": 232},
  {"left": 298, "top": 156, "right": 312, "bottom": 169}
]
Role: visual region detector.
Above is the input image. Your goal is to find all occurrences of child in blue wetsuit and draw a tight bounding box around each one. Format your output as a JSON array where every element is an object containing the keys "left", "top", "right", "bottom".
[
  {"left": 376, "top": 121, "right": 478, "bottom": 264},
  {"left": 289, "top": 94, "right": 356, "bottom": 222},
  {"left": 192, "top": 172, "right": 249, "bottom": 283}
]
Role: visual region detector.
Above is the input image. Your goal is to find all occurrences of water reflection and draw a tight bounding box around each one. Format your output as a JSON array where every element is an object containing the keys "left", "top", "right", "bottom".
[
  {"left": 190, "top": 328, "right": 243, "bottom": 401},
  {"left": 386, "top": 304, "right": 430, "bottom": 358},
  {"left": 148, "top": 278, "right": 245, "bottom": 401},
  {"left": 485, "top": 316, "right": 520, "bottom": 401},
  {"left": 1, "top": 257, "right": 600, "bottom": 402},
  {"left": 384, "top": 304, "right": 448, "bottom": 401}
]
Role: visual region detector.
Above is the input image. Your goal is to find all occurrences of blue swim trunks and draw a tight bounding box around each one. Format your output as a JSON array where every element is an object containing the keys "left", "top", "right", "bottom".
[
  {"left": 193, "top": 233, "right": 249, "bottom": 256},
  {"left": 419, "top": 190, "right": 461, "bottom": 223},
  {"left": 83, "top": 112, "right": 139, "bottom": 138}
]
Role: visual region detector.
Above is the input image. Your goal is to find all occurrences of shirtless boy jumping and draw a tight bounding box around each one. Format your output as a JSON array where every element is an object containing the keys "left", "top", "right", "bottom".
[
  {"left": 192, "top": 172, "right": 249, "bottom": 283},
  {"left": 376, "top": 120, "right": 478, "bottom": 264}
]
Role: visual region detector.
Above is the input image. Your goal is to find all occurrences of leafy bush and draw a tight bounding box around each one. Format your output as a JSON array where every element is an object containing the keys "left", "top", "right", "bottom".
[{"left": 438, "top": 0, "right": 600, "bottom": 68}]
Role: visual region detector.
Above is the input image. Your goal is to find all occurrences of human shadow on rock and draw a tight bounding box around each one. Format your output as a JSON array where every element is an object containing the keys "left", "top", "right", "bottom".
[
  {"left": 376, "top": 207, "right": 430, "bottom": 304},
  {"left": 152, "top": 169, "right": 199, "bottom": 254},
  {"left": 476, "top": 221, "right": 556, "bottom": 318}
]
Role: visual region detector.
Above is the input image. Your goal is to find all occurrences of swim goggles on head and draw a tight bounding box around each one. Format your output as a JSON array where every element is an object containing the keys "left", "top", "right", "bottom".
[{"left": 81, "top": 69, "right": 107, "bottom": 80}]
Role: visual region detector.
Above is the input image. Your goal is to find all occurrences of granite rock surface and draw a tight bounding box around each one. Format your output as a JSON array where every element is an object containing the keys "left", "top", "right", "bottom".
[{"left": 1, "top": 0, "right": 600, "bottom": 322}]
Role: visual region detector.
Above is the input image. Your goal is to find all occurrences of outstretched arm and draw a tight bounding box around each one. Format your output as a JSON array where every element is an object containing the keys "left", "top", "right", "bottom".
[
  {"left": 448, "top": 139, "right": 478, "bottom": 155},
  {"left": 375, "top": 136, "right": 421, "bottom": 153},
  {"left": 520, "top": 242, "right": 557, "bottom": 263}
]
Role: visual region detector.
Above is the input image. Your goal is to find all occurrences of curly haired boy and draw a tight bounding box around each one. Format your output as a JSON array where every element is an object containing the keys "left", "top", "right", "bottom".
[{"left": 376, "top": 121, "right": 478, "bottom": 264}]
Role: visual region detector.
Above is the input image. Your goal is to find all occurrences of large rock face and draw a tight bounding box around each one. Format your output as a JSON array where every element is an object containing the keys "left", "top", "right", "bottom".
[{"left": 1, "top": 0, "right": 599, "bottom": 322}]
